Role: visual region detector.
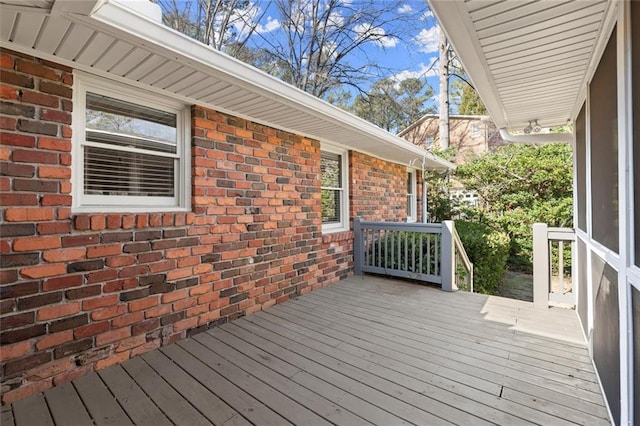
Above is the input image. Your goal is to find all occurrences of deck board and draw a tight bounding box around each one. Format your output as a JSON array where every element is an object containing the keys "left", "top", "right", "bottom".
[
  {"left": 7, "top": 275, "right": 611, "bottom": 425},
  {"left": 44, "top": 382, "right": 93, "bottom": 426}
]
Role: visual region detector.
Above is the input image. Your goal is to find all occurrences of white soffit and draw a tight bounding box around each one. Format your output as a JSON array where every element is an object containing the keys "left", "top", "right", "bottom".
[
  {"left": 0, "top": 0, "right": 453, "bottom": 170},
  {"left": 428, "top": 0, "right": 609, "bottom": 132}
]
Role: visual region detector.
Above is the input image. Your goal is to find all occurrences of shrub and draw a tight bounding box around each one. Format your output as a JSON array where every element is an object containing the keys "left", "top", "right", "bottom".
[{"left": 455, "top": 220, "right": 510, "bottom": 294}]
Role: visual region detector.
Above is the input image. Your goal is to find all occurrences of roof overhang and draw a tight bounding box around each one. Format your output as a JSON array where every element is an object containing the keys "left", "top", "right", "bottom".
[
  {"left": 428, "top": 0, "right": 614, "bottom": 138},
  {"left": 0, "top": 0, "right": 453, "bottom": 170}
]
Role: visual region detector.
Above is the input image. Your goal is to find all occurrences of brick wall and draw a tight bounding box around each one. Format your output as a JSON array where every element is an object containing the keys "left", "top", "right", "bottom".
[
  {"left": 350, "top": 151, "right": 409, "bottom": 221},
  {"left": 0, "top": 50, "right": 412, "bottom": 403}
]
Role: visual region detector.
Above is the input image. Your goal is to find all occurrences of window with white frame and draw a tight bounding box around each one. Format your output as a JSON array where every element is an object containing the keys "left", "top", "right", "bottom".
[
  {"left": 73, "top": 75, "right": 190, "bottom": 211},
  {"left": 407, "top": 170, "right": 417, "bottom": 222},
  {"left": 321, "top": 147, "right": 349, "bottom": 232}
]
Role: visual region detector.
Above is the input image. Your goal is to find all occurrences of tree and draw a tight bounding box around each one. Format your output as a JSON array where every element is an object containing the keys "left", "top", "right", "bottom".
[
  {"left": 438, "top": 27, "right": 449, "bottom": 148},
  {"left": 458, "top": 83, "right": 487, "bottom": 115},
  {"left": 159, "top": 0, "right": 269, "bottom": 55},
  {"left": 455, "top": 143, "right": 573, "bottom": 272},
  {"left": 247, "top": 0, "right": 430, "bottom": 99},
  {"left": 352, "top": 77, "right": 434, "bottom": 132}
]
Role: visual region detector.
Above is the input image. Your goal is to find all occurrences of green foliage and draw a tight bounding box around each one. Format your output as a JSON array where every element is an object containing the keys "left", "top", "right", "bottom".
[
  {"left": 457, "top": 84, "right": 487, "bottom": 115},
  {"left": 368, "top": 232, "right": 440, "bottom": 275},
  {"left": 455, "top": 143, "right": 573, "bottom": 272},
  {"left": 424, "top": 148, "right": 458, "bottom": 222},
  {"left": 352, "top": 77, "right": 434, "bottom": 132},
  {"left": 455, "top": 221, "right": 510, "bottom": 294}
]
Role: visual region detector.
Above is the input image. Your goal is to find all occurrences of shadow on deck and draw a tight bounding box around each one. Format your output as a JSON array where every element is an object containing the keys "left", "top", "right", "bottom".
[{"left": 3, "top": 275, "right": 610, "bottom": 425}]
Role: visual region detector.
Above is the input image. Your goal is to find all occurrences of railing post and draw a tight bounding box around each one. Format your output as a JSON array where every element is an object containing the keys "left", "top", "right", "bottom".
[
  {"left": 441, "top": 220, "right": 456, "bottom": 292},
  {"left": 533, "top": 223, "right": 549, "bottom": 309},
  {"left": 354, "top": 218, "right": 363, "bottom": 276}
]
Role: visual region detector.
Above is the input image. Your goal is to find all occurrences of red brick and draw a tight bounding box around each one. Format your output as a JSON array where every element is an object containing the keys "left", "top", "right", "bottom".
[
  {"left": 0, "top": 53, "right": 13, "bottom": 69},
  {"left": 42, "top": 248, "right": 85, "bottom": 262},
  {"left": 5, "top": 207, "right": 54, "bottom": 222},
  {"left": 20, "top": 263, "right": 66, "bottom": 279},
  {"left": 0, "top": 116, "right": 16, "bottom": 130},
  {"left": 82, "top": 294, "right": 118, "bottom": 311},
  {"left": 111, "top": 312, "right": 144, "bottom": 329},
  {"left": 91, "top": 215, "right": 105, "bottom": 230},
  {"left": 114, "top": 335, "right": 146, "bottom": 353},
  {"left": 95, "top": 351, "right": 129, "bottom": 370},
  {"left": 161, "top": 289, "right": 188, "bottom": 303},
  {"left": 37, "top": 222, "right": 72, "bottom": 235},
  {"left": 144, "top": 305, "right": 171, "bottom": 318},
  {"left": 41, "top": 109, "right": 71, "bottom": 124},
  {"left": 106, "top": 215, "right": 121, "bottom": 229},
  {"left": 38, "top": 137, "right": 71, "bottom": 152},
  {"left": 35, "top": 329, "right": 73, "bottom": 350},
  {"left": 0, "top": 340, "right": 31, "bottom": 361},
  {"left": 1, "top": 132, "right": 36, "bottom": 147},
  {"left": 2, "top": 379, "right": 53, "bottom": 405},
  {"left": 0, "top": 193, "right": 38, "bottom": 206},
  {"left": 0, "top": 84, "right": 19, "bottom": 100},
  {"left": 39, "top": 167, "right": 71, "bottom": 180},
  {"left": 13, "top": 236, "right": 61, "bottom": 252},
  {"left": 43, "top": 275, "right": 83, "bottom": 291},
  {"left": 128, "top": 295, "right": 159, "bottom": 312},
  {"left": 20, "top": 90, "right": 59, "bottom": 108},
  {"left": 74, "top": 320, "right": 109, "bottom": 339},
  {"left": 91, "top": 304, "right": 126, "bottom": 321},
  {"left": 96, "top": 326, "right": 131, "bottom": 346},
  {"left": 38, "top": 302, "right": 81, "bottom": 321},
  {"left": 87, "top": 244, "right": 121, "bottom": 258},
  {"left": 13, "top": 149, "right": 58, "bottom": 164},
  {"left": 16, "top": 59, "right": 61, "bottom": 81}
]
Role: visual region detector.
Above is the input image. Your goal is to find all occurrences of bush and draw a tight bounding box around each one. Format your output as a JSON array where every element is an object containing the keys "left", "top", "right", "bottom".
[
  {"left": 368, "top": 231, "right": 440, "bottom": 275},
  {"left": 455, "top": 220, "right": 510, "bottom": 294}
]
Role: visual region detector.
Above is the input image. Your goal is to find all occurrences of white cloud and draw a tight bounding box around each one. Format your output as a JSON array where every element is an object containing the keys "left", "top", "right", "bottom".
[
  {"left": 256, "top": 16, "right": 280, "bottom": 34},
  {"left": 354, "top": 23, "right": 398, "bottom": 48},
  {"left": 391, "top": 58, "right": 439, "bottom": 81},
  {"left": 421, "top": 10, "right": 434, "bottom": 20},
  {"left": 398, "top": 4, "right": 413, "bottom": 14},
  {"left": 414, "top": 25, "right": 440, "bottom": 53}
]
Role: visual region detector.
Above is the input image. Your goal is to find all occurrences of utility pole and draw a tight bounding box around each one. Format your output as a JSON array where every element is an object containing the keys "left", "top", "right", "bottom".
[{"left": 438, "top": 27, "right": 449, "bottom": 149}]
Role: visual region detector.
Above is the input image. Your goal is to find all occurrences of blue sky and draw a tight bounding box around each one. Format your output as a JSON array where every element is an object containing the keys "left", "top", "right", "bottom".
[{"left": 160, "top": 0, "right": 444, "bottom": 107}]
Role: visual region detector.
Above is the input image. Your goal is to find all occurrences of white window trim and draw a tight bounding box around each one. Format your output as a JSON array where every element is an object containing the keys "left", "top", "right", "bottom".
[
  {"left": 321, "top": 144, "right": 349, "bottom": 233},
  {"left": 407, "top": 169, "right": 417, "bottom": 223},
  {"left": 72, "top": 72, "right": 191, "bottom": 213}
]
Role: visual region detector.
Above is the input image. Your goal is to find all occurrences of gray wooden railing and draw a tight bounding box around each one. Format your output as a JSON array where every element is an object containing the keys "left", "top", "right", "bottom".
[
  {"left": 532, "top": 223, "right": 576, "bottom": 309},
  {"left": 354, "top": 219, "right": 473, "bottom": 292}
]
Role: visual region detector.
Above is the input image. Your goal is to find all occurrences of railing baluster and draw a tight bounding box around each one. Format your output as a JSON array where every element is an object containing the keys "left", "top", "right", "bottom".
[
  {"left": 558, "top": 240, "right": 564, "bottom": 296},
  {"left": 419, "top": 232, "right": 423, "bottom": 274}
]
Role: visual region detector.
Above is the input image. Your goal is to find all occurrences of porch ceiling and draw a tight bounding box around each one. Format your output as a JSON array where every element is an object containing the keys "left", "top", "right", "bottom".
[
  {"left": 0, "top": 0, "right": 453, "bottom": 170},
  {"left": 429, "top": 0, "right": 610, "bottom": 132}
]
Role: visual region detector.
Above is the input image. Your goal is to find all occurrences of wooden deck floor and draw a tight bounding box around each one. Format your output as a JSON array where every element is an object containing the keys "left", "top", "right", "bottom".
[{"left": 3, "top": 276, "right": 611, "bottom": 425}]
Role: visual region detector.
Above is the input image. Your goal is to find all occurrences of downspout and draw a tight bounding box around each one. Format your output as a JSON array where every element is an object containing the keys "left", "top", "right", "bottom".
[{"left": 498, "top": 128, "right": 573, "bottom": 144}]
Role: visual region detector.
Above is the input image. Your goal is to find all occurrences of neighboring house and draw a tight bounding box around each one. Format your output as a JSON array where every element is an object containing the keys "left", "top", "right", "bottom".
[
  {"left": 0, "top": 0, "right": 452, "bottom": 403},
  {"left": 399, "top": 114, "right": 506, "bottom": 207},
  {"left": 429, "top": 0, "right": 638, "bottom": 423},
  {"left": 398, "top": 114, "right": 506, "bottom": 163}
]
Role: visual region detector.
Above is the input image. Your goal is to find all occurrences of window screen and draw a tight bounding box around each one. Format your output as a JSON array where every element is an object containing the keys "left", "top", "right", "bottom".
[
  {"left": 575, "top": 104, "right": 587, "bottom": 232},
  {"left": 321, "top": 152, "right": 343, "bottom": 224},
  {"left": 633, "top": 1, "right": 640, "bottom": 266},
  {"left": 84, "top": 93, "right": 178, "bottom": 198},
  {"left": 589, "top": 27, "right": 618, "bottom": 252}
]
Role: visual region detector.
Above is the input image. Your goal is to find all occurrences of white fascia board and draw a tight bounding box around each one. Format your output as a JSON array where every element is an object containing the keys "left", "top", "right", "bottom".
[
  {"left": 428, "top": 0, "right": 508, "bottom": 129},
  {"left": 82, "top": 0, "right": 453, "bottom": 171}
]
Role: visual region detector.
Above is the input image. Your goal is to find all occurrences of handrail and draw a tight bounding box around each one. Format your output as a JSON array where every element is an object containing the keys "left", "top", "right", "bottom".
[
  {"left": 533, "top": 223, "right": 575, "bottom": 309},
  {"left": 452, "top": 225, "right": 474, "bottom": 292},
  {"left": 354, "top": 218, "right": 473, "bottom": 292}
]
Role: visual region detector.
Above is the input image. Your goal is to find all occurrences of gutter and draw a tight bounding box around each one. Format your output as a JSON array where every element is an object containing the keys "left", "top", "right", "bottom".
[{"left": 499, "top": 128, "right": 573, "bottom": 144}]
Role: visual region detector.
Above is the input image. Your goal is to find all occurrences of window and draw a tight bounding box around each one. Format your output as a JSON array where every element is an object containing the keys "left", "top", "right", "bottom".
[
  {"left": 589, "top": 27, "right": 618, "bottom": 252},
  {"left": 321, "top": 147, "right": 349, "bottom": 232},
  {"left": 471, "top": 123, "right": 481, "bottom": 138},
  {"left": 633, "top": 0, "right": 640, "bottom": 266},
  {"left": 575, "top": 104, "right": 586, "bottom": 232},
  {"left": 73, "top": 74, "right": 190, "bottom": 212},
  {"left": 424, "top": 136, "right": 434, "bottom": 149},
  {"left": 407, "top": 170, "right": 417, "bottom": 222}
]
